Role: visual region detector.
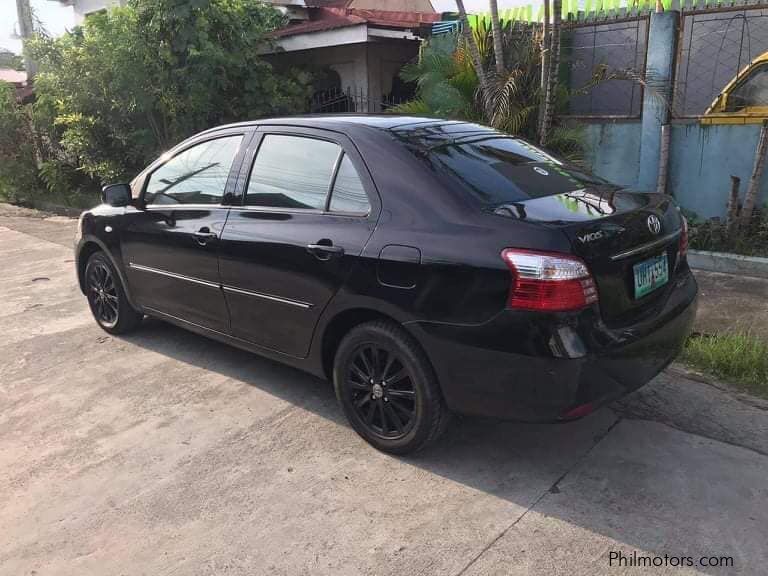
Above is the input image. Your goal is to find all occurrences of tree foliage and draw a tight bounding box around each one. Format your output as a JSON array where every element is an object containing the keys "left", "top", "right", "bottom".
[
  {"left": 0, "top": 82, "right": 40, "bottom": 203},
  {"left": 395, "top": 25, "right": 584, "bottom": 160},
  {"left": 397, "top": 35, "right": 481, "bottom": 120},
  {"left": 27, "top": 0, "right": 311, "bottom": 185}
]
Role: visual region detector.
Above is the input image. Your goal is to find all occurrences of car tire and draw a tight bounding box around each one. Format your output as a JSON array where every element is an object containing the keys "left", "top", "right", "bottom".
[
  {"left": 333, "top": 320, "right": 450, "bottom": 454},
  {"left": 84, "top": 251, "right": 143, "bottom": 334}
]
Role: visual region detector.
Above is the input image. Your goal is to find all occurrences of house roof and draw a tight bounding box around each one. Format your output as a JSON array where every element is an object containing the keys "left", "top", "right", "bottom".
[
  {"left": 271, "top": 8, "right": 366, "bottom": 38},
  {"left": 304, "top": 0, "right": 352, "bottom": 6},
  {"left": 270, "top": 6, "right": 439, "bottom": 38},
  {"left": 302, "top": 0, "right": 435, "bottom": 10},
  {"left": 0, "top": 69, "right": 28, "bottom": 85}
]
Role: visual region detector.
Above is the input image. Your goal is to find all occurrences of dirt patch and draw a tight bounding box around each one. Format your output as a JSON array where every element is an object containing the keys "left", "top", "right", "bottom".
[{"left": 693, "top": 269, "right": 768, "bottom": 343}]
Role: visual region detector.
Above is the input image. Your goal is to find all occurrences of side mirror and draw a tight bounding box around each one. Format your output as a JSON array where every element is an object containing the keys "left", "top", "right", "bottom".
[{"left": 102, "top": 183, "right": 132, "bottom": 207}]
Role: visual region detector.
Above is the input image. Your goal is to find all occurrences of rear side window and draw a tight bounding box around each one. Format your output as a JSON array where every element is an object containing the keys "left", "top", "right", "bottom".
[
  {"left": 144, "top": 135, "right": 243, "bottom": 205},
  {"left": 329, "top": 154, "right": 370, "bottom": 215},
  {"left": 412, "top": 136, "right": 612, "bottom": 206},
  {"left": 246, "top": 134, "right": 340, "bottom": 210}
]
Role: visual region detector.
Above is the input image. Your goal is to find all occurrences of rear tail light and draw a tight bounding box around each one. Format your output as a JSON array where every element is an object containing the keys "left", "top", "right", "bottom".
[
  {"left": 679, "top": 215, "right": 689, "bottom": 258},
  {"left": 501, "top": 249, "right": 598, "bottom": 312}
]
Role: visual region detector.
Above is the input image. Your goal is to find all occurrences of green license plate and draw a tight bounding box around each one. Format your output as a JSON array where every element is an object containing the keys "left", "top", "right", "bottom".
[{"left": 633, "top": 252, "right": 669, "bottom": 299}]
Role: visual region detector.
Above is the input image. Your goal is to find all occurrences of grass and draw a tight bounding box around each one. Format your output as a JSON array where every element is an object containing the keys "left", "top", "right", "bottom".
[
  {"left": 686, "top": 213, "right": 768, "bottom": 258},
  {"left": 682, "top": 332, "right": 768, "bottom": 399}
]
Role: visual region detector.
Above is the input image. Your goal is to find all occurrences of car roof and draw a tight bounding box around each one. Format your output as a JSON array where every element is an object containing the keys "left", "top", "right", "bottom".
[{"left": 199, "top": 115, "right": 500, "bottom": 142}]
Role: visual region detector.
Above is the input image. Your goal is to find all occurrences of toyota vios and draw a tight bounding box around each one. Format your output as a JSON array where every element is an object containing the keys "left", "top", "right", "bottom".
[{"left": 75, "top": 116, "right": 698, "bottom": 454}]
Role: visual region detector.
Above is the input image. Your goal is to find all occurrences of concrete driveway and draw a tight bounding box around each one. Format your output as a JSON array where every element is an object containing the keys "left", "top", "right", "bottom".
[{"left": 1, "top": 209, "right": 767, "bottom": 575}]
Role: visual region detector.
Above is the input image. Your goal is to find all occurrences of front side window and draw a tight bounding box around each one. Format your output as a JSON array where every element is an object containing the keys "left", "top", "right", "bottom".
[
  {"left": 144, "top": 135, "right": 243, "bottom": 205},
  {"left": 245, "top": 135, "right": 341, "bottom": 210},
  {"left": 727, "top": 66, "right": 768, "bottom": 112},
  {"left": 329, "top": 154, "right": 370, "bottom": 214}
]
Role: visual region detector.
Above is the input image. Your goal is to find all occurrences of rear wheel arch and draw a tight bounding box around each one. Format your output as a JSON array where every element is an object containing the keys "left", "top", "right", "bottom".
[
  {"left": 320, "top": 308, "right": 430, "bottom": 382},
  {"left": 330, "top": 316, "right": 451, "bottom": 453}
]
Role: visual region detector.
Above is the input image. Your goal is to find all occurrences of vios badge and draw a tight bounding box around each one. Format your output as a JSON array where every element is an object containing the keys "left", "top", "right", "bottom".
[
  {"left": 647, "top": 214, "right": 662, "bottom": 235},
  {"left": 533, "top": 166, "right": 549, "bottom": 176},
  {"left": 578, "top": 230, "right": 604, "bottom": 243}
]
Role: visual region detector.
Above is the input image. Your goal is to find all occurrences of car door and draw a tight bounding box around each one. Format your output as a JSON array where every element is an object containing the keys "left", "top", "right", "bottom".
[
  {"left": 121, "top": 130, "right": 249, "bottom": 333},
  {"left": 218, "top": 127, "right": 379, "bottom": 357}
]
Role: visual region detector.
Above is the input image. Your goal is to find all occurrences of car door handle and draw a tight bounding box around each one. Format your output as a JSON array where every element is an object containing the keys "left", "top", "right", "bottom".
[
  {"left": 307, "top": 243, "right": 344, "bottom": 260},
  {"left": 193, "top": 228, "right": 217, "bottom": 245}
]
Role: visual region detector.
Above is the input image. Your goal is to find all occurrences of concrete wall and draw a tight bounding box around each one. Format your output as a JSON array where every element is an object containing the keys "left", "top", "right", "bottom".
[
  {"left": 669, "top": 123, "right": 768, "bottom": 218},
  {"left": 582, "top": 120, "right": 768, "bottom": 219},
  {"left": 582, "top": 121, "right": 642, "bottom": 189},
  {"left": 578, "top": 11, "right": 768, "bottom": 220}
]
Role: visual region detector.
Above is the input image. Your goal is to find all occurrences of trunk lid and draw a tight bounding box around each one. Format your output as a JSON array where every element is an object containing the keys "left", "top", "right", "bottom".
[{"left": 493, "top": 187, "right": 684, "bottom": 326}]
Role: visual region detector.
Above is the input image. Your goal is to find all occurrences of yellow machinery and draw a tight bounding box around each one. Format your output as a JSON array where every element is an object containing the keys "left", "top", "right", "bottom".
[{"left": 701, "top": 50, "right": 768, "bottom": 125}]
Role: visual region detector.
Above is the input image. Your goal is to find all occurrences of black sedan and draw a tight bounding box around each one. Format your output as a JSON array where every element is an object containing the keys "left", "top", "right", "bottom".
[{"left": 75, "top": 116, "right": 698, "bottom": 454}]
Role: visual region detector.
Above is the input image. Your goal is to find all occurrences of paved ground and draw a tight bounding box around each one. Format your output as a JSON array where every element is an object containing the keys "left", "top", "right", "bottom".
[
  {"left": 694, "top": 270, "right": 768, "bottom": 342},
  {"left": 2, "top": 206, "right": 768, "bottom": 575}
]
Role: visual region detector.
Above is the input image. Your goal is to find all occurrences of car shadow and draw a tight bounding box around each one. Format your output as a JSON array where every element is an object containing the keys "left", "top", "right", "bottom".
[{"left": 120, "top": 318, "right": 753, "bottom": 575}]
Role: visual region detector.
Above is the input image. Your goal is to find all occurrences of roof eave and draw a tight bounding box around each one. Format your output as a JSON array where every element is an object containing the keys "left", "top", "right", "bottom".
[
  {"left": 264, "top": 23, "right": 365, "bottom": 53},
  {"left": 266, "top": 22, "right": 422, "bottom": 53}
]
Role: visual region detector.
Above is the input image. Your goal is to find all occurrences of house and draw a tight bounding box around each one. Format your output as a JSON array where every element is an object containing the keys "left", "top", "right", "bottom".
[
  {"left": 49, "top": 0, "right": 126, "bottom": 24},
  {"left": 51, "top": 0, "right": 440, "bottom": 112},
  {"left": 0, "top": 68, "right": 33, "bottom": 102},
  {"left": 266, "top": 0, "right": 440, "bottom": 112}
]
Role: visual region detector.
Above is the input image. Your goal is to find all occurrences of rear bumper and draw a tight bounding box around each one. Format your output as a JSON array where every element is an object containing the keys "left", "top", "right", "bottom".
[{"left": 409, "top": 269, "right": 698, "bottom": 421}]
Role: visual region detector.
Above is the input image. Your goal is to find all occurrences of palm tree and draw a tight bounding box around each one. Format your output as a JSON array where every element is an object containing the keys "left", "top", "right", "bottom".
[
  {"left": 489, "top": 0, "right": 505, "bottom": 75},
  {"left": 396, "top": 27, "right": 581, "bottom": 156},
  {"left": 541, "top": 0, "right": 550, "bottom": 91},
  {"left": 455, "top": 0, "right": 490, "bottom": 101},
  {"left": 539, "top": 0, "right": 561, "bottom": 145},
  {"left": 393, "top": 34, "right": 480, "bottom": 120}
]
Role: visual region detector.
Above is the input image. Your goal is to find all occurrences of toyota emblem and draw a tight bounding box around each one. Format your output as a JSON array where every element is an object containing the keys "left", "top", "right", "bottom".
[{"left": 647, "top": 214, "right": 662, "bottom": 235}]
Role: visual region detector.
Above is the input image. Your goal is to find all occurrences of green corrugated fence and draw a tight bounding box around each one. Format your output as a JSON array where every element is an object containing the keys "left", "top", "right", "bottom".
[{"left": 465, "top": 0, "right": 740, "bottom": 25}]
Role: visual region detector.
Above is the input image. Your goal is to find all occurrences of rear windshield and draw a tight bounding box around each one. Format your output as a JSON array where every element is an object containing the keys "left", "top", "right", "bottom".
[{"left": 408, "top": 135, "right": 614, "bottom": 206}]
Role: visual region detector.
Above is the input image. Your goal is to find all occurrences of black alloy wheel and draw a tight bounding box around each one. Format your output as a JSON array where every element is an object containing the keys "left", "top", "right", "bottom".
[
  {"left": 84, "top": 252, "right": 143, "bottom": 334},
  {"left": 346, "top": 344, "right": 417, "bottom": 439},
  {"left": 87, "top": 259, "right": 119, "bottom": 328},
  {"left": 333, "top": 320, "right": 450, "bottom": 454}
]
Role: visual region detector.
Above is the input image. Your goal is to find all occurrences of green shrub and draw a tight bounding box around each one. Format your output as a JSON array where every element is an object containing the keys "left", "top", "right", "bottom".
[
  {"left": 25, "top": 0, "right": 311, "bottom": 186},
  {"left": 0, "top": 82, "right": 43, "bottom": 204},
  {"left": 687, "top": 209, "right": 768, "bottom": 257},
  {"left": 392, "top": 26, "right": 589, "bottom": 161}
]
